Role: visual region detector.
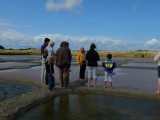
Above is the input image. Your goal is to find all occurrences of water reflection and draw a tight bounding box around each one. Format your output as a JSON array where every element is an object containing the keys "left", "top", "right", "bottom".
[
  {"left": 121, "top": 62, "right": 157, "bottom": 68},
  {"left": 16, "top": 94, "right": 160, "bottom": 120},
  {"left": 0, "top": 55, "right": 40, "bottom": 61},
  {"left": 41, "top": 99, "right": 54, "bottom": 120},
  {"left": 0, "top": 62, "right": 40, "bottom": 70}
]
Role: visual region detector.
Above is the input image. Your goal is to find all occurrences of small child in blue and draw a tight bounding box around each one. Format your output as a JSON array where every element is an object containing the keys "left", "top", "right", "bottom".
[
  {"left": 45, "top": 56, "right": 55, "bottom": 91},
  {"left": 102, "top": 53, "right": 116, "bottom": 89}
]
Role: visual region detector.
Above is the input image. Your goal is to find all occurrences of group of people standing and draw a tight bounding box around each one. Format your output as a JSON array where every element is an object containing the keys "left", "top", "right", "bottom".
[
  {"left": 41, "top": 37, "right": 116, "bottom": 91},
  {"left": 76, "top": 43, "right": 117, "bottom": 88},
  {"left": 40, "top": 37, "right": 160, "bottom": 95},
  {"left": 41, "top": 38, "right": 72, "bottom": 90}
]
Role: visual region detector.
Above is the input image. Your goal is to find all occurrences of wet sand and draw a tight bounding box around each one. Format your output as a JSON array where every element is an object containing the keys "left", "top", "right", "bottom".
[
  {"left": 0, "top": 57, "right": 160, "bottom": 120},
  {"left": 0, "top": 65, "right": 80, "bottom": 83},
  {"left": 93, "top": 68, "right": 157, "bottom": 91}
]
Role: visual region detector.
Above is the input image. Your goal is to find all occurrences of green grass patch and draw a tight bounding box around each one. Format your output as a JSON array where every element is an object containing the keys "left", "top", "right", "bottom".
[{"left": 0, "top": 49, "right": 158, "bottom": 58}]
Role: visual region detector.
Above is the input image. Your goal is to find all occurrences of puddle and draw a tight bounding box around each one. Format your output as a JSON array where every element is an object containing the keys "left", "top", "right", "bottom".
[
  {"left": 0, "top": 62, "right": 40, "bottom": 69},
  {"left": 121, "top": 62, "right": 157, "bottom": 68},
  {"left": 0, "top": 55, "right": 40, "bottom": 61},
  {"left": 16, "top": 94, "right": 160, "bottom": 120},
  {"left": 0, "top": 82, "right": 34, "bottom": 101},
  {"left": 130, "top": 59, "right": 156, "bottom": 63}
]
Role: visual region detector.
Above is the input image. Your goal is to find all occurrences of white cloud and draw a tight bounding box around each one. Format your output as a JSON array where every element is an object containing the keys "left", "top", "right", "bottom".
[
  {"left": 0, "top": 29, "right": 160, "bottom": 51},
  {"left": 45, "top": 0, "right": 82, "bottom": 12},
  {"left": 145, "top": 38, "right": 160, "bottom": 50},
  {"left": 0, "top": 29, "right": 37, "bottom": 49},
  {"left": 1, "top": 29, "right": 26, "bottom": 40},
  {"left": 33, "top": 34, "right": 143, "bottom": 50}
]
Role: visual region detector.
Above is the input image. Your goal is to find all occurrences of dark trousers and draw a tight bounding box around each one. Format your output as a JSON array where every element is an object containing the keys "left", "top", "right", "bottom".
[
  {"left": 80, "top": 64, "right": 86, "bottom": 79},
  {"left": 59, "top": 66, "right": 70, "bottom": 88}
]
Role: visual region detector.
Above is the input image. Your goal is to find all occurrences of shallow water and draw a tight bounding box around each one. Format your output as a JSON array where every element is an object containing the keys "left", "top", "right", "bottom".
[
  {"left": 121, "top": 62, "right": 157, "bottom": 67},
  {"left": 130, "top": 59, "right": 156, "bottom": 63},
  {"left": 0, "top": 82, "right": 33, "bottom": 101},
  {"left": 0, "top": 55, "right": 40, "bottom": 61},
  {"left": 84, "top": 67, "right": 157, "bottom": 91},
  {"left": 0, "top": 62, "right": 40, "bottom": 69},
  {"left": 16, "top": 94, "right": 160, "bottom": 120}
]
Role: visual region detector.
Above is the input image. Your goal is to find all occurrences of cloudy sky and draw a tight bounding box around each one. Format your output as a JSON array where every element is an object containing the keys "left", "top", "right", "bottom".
[{"left": 0, "top": 0, "right": 160, "bottom": 50}]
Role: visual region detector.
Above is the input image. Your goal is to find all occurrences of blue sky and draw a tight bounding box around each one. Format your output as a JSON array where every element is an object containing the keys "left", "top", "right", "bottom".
[{"left": 0, "top": 0, "right": 160, "bottom": 50}]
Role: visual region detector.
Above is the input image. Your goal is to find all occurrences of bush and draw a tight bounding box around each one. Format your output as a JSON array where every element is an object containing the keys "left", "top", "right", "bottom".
[{"left": 0, "top": 45, "right": 5, "bottom": 49}]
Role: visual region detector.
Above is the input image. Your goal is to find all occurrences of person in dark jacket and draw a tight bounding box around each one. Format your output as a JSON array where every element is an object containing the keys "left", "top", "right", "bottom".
[
  {"left": 45, "top": 56, "right": 55, "bottom": 91},
  {"left": 55, "top": 41, "right": 72, "bottom": 88},
  {"left": 102, "top": 53, "right": 116, "bottom": 89},
  {"left": 86, "top": 43, "right": 100, "bottom": 87},
  {"left": 41, "top": 38, "right": 50, "bottom": 83}
]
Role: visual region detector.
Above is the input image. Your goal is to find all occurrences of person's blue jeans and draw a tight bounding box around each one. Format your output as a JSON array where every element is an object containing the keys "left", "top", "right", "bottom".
[{"left": 48, "top": 75, "right": 55, "bottom": 90}]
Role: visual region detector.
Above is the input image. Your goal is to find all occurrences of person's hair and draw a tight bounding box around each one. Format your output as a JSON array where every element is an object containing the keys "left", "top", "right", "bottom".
[
  {"left": 107, "top": 54, "right": 112, "bottom": 59},
  {"left": 44, "top": 38, "right": 50, "bottom": 43},
  {"left": 48, "top": 56, "right": 54, "bottom": 64},
  {"left": 48, "top": 41, "right": 55, "bottom": 47},
  {"left": 60, "top": 41, "right": 69, "bottom": 47},
  {"left": 90, "top": 43, "right": 96, "bottom": 50}
]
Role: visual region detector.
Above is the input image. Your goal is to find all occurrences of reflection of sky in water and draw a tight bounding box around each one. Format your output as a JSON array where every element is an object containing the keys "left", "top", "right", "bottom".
[
  {"left": 0, "top": 62, "right": 41, "bottom": 70},
  {"left": 0, "top": 82, "right": 33, "bottom": 101},
  {"left": 0, "top": 55, "right": 40, "bottom": 61},
  {"left": 130, "top": 59, "right": 156, "bottom": 63},
  {"left": 0, "top": 62, "right": 39, "bottom": 67},
  {"left": 114, "top": 68, "right": 128, "bottom": 75},
  {"left": 17, "top": 94, "right": 160, "bottom": 120},
  {"left": 121, "top": 63, "right": 157, "bottom": 67},
  {"left": 85, "top": 68, "right": 156, "bottom": 91}
]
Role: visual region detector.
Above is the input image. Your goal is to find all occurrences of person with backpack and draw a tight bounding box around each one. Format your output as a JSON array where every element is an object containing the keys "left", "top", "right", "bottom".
[
  {"left": 86, "top": 43, "right": 100, "bottom": 88},
  {"left": 41, "top": 38, "right": 50, "bottom": 83},
  {"left": 102, "top": 53, "right": 116, "bottom": 89}
]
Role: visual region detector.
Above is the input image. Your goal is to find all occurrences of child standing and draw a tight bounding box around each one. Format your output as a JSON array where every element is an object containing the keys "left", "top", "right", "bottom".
[
  {"left": 45, "top": 56, "right": 55, "bottom": 91},
  {"left": 102, "top": 53, "right": 116, "bottom": 89}
]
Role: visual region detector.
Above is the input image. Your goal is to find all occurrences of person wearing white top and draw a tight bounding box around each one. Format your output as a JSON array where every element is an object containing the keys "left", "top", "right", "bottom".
[
  {"left": 154, "top": 52, "right": 160, "bottom": 94},
  {"left": 42, "top": 41, "right": 55, "bottom": 84},
  {"left": 45, "top": 41, "right": 55, "bottom": 58}
]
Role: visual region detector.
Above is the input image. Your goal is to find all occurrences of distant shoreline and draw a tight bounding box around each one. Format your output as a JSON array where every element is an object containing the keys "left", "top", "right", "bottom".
[{"left": 0, "top": 49, "right": 158, "bottom": 58}]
